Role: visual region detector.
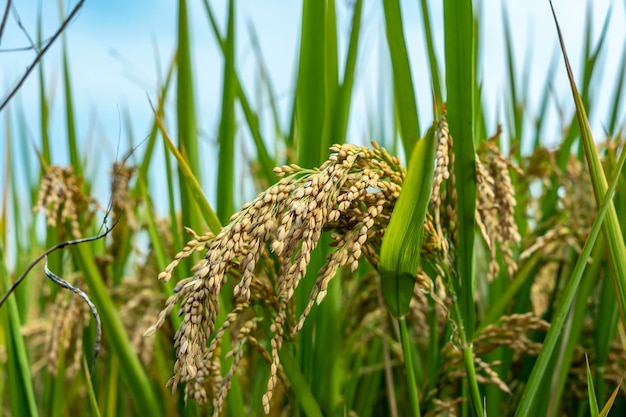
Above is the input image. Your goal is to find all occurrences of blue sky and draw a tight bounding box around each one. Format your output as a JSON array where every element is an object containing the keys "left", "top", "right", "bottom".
[{"left": 1, "top": 0, "right": 625, "bottom": 217}]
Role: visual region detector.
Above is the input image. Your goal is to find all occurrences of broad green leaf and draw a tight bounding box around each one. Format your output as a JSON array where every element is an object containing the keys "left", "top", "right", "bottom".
[
  {"left": 294, "top": 0, "right": 328, "bottom": 398},
  {"left": 297, "top": 0, "right": 326, "bottom": 167},
  {"left": 379, "top": 123, "right": 437, "bottom": 318},
  {"left": 444, "top": 1, "right": 482, "bottom": 415},
  {"left": 444, "top": 0, "right": 477, "bottom": 338}
]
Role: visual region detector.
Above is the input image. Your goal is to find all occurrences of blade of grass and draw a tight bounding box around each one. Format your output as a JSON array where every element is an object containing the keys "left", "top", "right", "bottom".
[
  {"left": 579, "top": 3, "right": 610, "bottom": 110},
  {"left": 37, "top": 12, "right": 51, "bottom": 165},
  {"left": 443, "top": 1, "right": 482, "bottom": 414},
  {"left": 312, "top": 2, "right": 347, "bottom": 413},
  {"left": 213, "top": 5, "right": 245, "bottom": 410},
  {"left": 586, "top": 354, "right": 600, "bottom": 417},
  {"left": 418, "top": 0, "right": 442, "bottom": 110},
  {"left": 320, "top": 0, "right": 338, "bottom": 155},
  {"left": 444, "top": 0, "right": 477, "bottom": 336},
  {"left": 134, "top": 53, "right": 175, "bottom": 197},
  {"left": 599, "top": 381, "right": 622, "bottom": 417},
  {"left": 329, "top": 0, "right": 363, "bottom": 144},
  {"left": 176, "top": 0, "right": 201, "bottom": 234},
  {"left": 61, "top": 37, "right": 82, "bottom": 177},
  {"left": 548, "top": 239, "right": 605, "bottom": 415},
  {"left": 82, "top": 356, "right": 102, "bottom": 417},
  {"left": 295, "top": 0, "right": 327, "bottom": 399},
  {"left": 550, "top": 0, "right": 626, "bottom": 326},
  {"left": 576, "top": 3, "right": 610, "bottom": 159},
  {"left": 502, "top": 5, "right": 522, "bottom": 151},
  {"left": 532, "top": 50, "right": 559, "bottom": 149},
  {"left": 594, "top": 255, "right": 619, "bottom": 403},
  {"left": 399, "top": 317, "right": 420, "bottom": 417},
  {"left": 514, "top": 80, "right": 626, "bottom": 416},
  {"left": 216, "top": 0, "right": 236, "bottom": 224},
  {"left": 607, "top": 45, "right": 626, "bottom": 137},
  {"left": 37, "top": 11, "right": 65, "bottom": 298},
  {"left": 203, "top": 0, "right": 276, "bottom": 185},
  {"left": 1, "top": 115, "right": 8, "bottom": 244},
  {"left": 296, "top": 0, "right": 326, "bottom": 166},
  {"left": 0, "top": 253, "right": 39, "bottom": 417},
  {"left": 247, "top": 22, "right": 285, "bottom": 143},
  {"left": 382, "top": 0, "right": 420, "bottom": 156},
  {"left": 152, "top": 105, "right": 221, "bottom": 233}
]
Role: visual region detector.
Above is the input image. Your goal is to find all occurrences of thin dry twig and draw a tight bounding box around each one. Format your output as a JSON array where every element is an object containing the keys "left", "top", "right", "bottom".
[
  {"left": 0, "top": 0, "right": 11, "bottom": 44},
  {"left": 0, "top": 0, "right": 85, "bottom": 112},
  {"left": 0, "top": 216, "right": 119, "bottom": 311},
  {"left": 43, "top": 258, "right": 101, "bottom": 372}
]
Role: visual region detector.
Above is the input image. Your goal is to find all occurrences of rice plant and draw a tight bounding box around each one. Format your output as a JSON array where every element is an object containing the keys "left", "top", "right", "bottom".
[{"left": 1, "top": 1, "right": 625, "bottom": 416}]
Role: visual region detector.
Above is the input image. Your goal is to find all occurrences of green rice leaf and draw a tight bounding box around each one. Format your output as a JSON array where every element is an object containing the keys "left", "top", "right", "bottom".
[
  {"left": 586, "top": 354, "right": 600, "bottom": 417},
  {"left": 599, "top": 382, "right": 622, "bottom": 417},
  {"left": 82, "top": 357, "right": 102, "bottom": 417},
  {"left": 37, "top": 13, "right": 51, "bottom": 166},
  {"left": 61, "top": 40, "right": 82, "bottom": 178},
  {"left": 514, "top": 42, "right": 626, "bottom": 412},
  {"left": 203, "top": 1, "right": 276, "bottom": 185},
  {"left": 135, "top": 52, "right": 175, "bottom": 197},
  {"left": 216, "top": 0, "right": 236, "bottom": 224},
  {"left": 443, "top": 2, "right": 483, "bottom": 415},
  {"left": 320, "top": 0, "right": 338, "bottom": 154},
  {"left": 444, "top": 0, "right": 476, "bottom": 338},
  {"left": 176, "top": 0, "right": 201, "bottom": 232},
  {"left": 152, "top": 106, "right": 222, "bottom": 235},
  {"left": 1, "top": 261, "right": 39, "bottom": 417},
  {"left": 379, "top": 123, "right": 437, "bottom": 318},
  {"left": 329, "top": 0, "right": 362, "bottom": 143},
  {"left": 382, "top": 0, "right": 420, "bottom": 156},
  {"left": 607, "top": 45, "right": 626, "bottom": 136},
  {"left": 549, "top": 0, "right": 626, "bottom": 327},
  {"left": 294, "top": 0, "right": 327, "bottom": 395},
  {"left": 418, "top": 0, "right": 442, "bottom": 110},
  {"left": 297, "top": 0, "right": 326, "bottom": 166}
]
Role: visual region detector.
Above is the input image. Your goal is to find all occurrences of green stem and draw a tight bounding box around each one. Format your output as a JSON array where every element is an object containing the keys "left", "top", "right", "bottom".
[
  {"left": 399, "top": 317, "right": 421, "bottom": 417},
  {"left": 452, "top": 300, "right": 484, "bottom": 416},
  {"left": 463, "top": 346, "right": 483, "bottom": 417}
]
